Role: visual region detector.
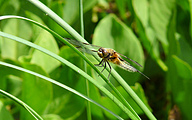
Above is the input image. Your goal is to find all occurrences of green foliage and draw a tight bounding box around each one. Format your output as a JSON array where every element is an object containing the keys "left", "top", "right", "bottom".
[
  {"left": 21, "top": 63, "right": 52, "bottom": 120},
  {"left": 93, "top": 14, "right": 144, "bottom": 84},
  {"left": 0, "top": 101, "right": 14, "bottom": 120},
  {"left": 0, "top": 0, "right": 191, "bottom": 119}
]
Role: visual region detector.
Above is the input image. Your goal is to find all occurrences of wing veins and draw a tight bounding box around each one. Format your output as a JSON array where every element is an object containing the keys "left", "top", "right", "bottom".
[
  {"left": 64, "top": 38, "right": 99, "bottom": 54},
  {"left": 118, "top": 53, "right": 143, "bottom": 67},
  {"left": 65, "top": 38, "right": 101, "bottom": 48},
  {"left": 117, "top": 58, "right": 150, "bottom": 79}
]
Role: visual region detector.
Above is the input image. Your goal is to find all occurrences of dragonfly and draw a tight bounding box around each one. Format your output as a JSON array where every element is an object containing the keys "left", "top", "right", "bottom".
[{"left": 64, "top": 38, "right": 150, "bottom": 80}]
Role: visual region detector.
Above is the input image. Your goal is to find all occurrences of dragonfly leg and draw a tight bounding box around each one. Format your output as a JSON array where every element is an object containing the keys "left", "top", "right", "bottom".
[
  {"left": 95, "top": 59, "right": 104, "bottom": 67},
  {"left": 100, "top": 61, "right": 106, "bottom": 73},
  {"left": 101, "top": 60, "right": 105, "bottom": 67},
  {"left": 106, "top": 61, "right": 111, "bottom": 79},
  {"left": 96, "top": 60, "right": 106, "bottom": 78},
  {"left": 95, "top": 59, "right": 112, "bottom": 80}
]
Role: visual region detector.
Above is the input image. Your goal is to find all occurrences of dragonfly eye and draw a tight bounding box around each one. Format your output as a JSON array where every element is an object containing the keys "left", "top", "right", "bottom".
[
  {"left": 97, "top": 48, "right": 103, "bottom": 57},
  {"left": 97, "top": 48, "right": 106, "bottom": 58},
  {"left": 97, "top": 48, "right": 109, "bottom": 58}
]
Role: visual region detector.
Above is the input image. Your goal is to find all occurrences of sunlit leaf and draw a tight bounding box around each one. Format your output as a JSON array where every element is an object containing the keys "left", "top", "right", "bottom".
[
  {"left": 21, "top": 63, "right": 52, "bottom": 120},
  {"left": 1, "top": 19, "right": 32, "bottom": 60},
  {"left": 150, "top": 0, "right": 176, "bottom": 53}
]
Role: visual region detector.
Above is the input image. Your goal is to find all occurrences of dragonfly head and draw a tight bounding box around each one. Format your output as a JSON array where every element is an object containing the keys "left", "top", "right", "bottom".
[{"left": 97, "top": 48, "right": 109, "bottom": 59}]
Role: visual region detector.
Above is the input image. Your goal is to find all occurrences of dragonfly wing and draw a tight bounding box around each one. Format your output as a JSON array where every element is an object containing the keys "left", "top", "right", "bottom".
[
  {"left": 64, "top": 38, "right": 96, "bottom": 54},
  {"left": 64, "top": 38, "right": 101, "bottom": 48},
  {"left": 118, "top": 53, "right": 143, "bottom": 67},
  {"left": 64, "top": 38, "right": 99, "bottom": 55},
  {"left": 117, "top": 60, "right": 138, "bottom": 72},
  {"left": 76, "top": 47, "right": 97, "bottom": 55},
  {"left": 117, "top": 58, "right": 150, "bottom": 79},
  {"left": 64, "top": 38, "right": 84, "bottom": 47}
]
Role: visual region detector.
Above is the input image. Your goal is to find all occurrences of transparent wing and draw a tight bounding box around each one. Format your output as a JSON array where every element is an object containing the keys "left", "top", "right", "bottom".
[
  {"left": 64, "top": 38, "right": 101, "bottom": 48},
  {"left": 76, "top": 47, "right": 97, "bottom": 55},
  {"left": 64, "top": 38, "right": 85, "bottom": 47},
  {"left": 118, "top": 53, "right": 143, "bottom": 67},
  {"left": 117, "top": 58, "right": 150, "bottom": 79},
  {"left": 64, "top": 38, "right": 98, "bottom": 55}
]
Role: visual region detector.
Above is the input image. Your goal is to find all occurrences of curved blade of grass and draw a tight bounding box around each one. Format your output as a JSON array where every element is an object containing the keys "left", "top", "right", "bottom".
[
  {"left": 0, "top": 61, "right": 123, "bottom": 120},
  {"left": 0, "top": 31, "right": 138, "bottom": 119},
  {"left": 16, "top": 1, "right": 142, "bottom": 118},
  {"left": 0, "top": 15, "right": 140, "bottom": 119},
  {"left": 78, "top": 0, "right": 91, "bottom": 120},
  {"left": 28, "top": 0, "right": 156, "bottom": 119},
  {"left": 0, "top": 89, "right": 43, "bottom": 120}
]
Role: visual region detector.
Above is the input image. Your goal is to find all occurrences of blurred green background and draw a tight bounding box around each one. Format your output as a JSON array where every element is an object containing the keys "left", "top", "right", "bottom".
[{"left": 0, "top": 0, "right": 192, "bottom": 119}]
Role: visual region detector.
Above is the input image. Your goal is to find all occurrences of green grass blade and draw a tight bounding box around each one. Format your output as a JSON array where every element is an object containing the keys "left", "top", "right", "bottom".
[
  {"left": 0, "top": 61, "right": 123, "bottom": 120},
  {"left": 28, "top": 0, "right": 155, "bottom": 119},
  {"left": 79, "top": 0, "right": 91, "bottom": 120},
  {"left": 0, "top": 89, "right": 43, "bottom": 120},
  {"left": 0, "top": 15, "right": 141, "bottom": 119},
  {"left": 0, "top": 31, "right": 138, "bottom": 119}
]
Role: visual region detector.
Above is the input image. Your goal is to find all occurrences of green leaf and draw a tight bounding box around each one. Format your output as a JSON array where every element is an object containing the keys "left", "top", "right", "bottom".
[
  {"left": 150, "top": 0, "right": 176, "bottom": 53},
  {"left": 1, "top": 19, "right": 32, "bottom": 60},
  {"left": 0, "top": 0, "right": 20, "bottom": 15},
  {"left": 6, "top": 75, "right": 22, "bottom": 96},
  {"left": 0, "top": 88, "right": 43, "bottom": 120},
  {"left": 102, "top": 96, "right": 122, "bottom": 119},
  {"left": 83, "top": 0, "right": 97, "bottom": 12},
  {"left": 130, "top": 83, "right": 152, "bottom": 114},
  {"left": 178, "top": 35, "right": 192, "bottom": 67},
  {"left": 133, "top": 0, "right": 168, "bottom": 71},
  {"left": 48, "top": 2, "right": 71, "bottom": 37},
  {"left": 132, "top": 0, "right": 149, "bottom": 28},
  {"left": 58, "top": 46, "right": 85, "bottom": 88},
  {"left": 171, "top": 56, "right": 192, "bottom": 119},
  {"left": 21, "top": 63, "right": 52, "bottom": 120},
  {"left": 25, "top": 12, "right": 61, "bottom": 74},
  {"left": 42, "top": 114, "right": 64, "bottom": 120},
  {"left": 63, "top": 0, "right": 79, "bottom": 25},
  {"left": 177, "top": 0, "right": 190, "bottom": 11},
  {"left": 189, "top": 0, "right": 192, "bottom": 40},
  {"left": 117, "top": 83, "right": 151, "bottom": 115},
  {"left": 102, "top": 83, "right": 151, "bottom": 119},
  {"left": 115, "top": 0, "right": 127, "bottom": 19},
  {"left": 93, "top": 14, "right": 145, "bottom": 84},
  {"left": 0, "top": 60, "right": 22, "bottom": 90},
  {"left": 45, "top": 93, "right": 85, "bottom": 119},
  {"left": 0, "top": 30, "right": 126, "bottom": 120},
  {"left": 172, "top": 56, "right": 192, "bottom": 81},
  {"left": 30, "top": 29, "right": 60, "bottom": 73},
  {"left": 89, "top": 82, "right": 104, "bottom": 119},
  {"left": 43, "top": 46, "right": 85, "bottom": 119},
  {"left": 0, "top": 101, "right": 14, "bottom": 120}
]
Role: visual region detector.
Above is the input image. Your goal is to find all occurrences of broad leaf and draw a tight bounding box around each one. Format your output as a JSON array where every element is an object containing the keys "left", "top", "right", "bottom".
[{"left": 21, "top": 63, "right": 52, "bottom": 120}]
